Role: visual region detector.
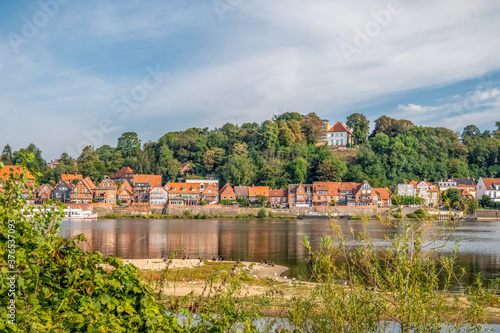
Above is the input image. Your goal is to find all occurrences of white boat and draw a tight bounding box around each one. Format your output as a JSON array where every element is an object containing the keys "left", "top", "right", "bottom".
[{"left": 63, "top": 207, "right": 98, "bottom": 219}]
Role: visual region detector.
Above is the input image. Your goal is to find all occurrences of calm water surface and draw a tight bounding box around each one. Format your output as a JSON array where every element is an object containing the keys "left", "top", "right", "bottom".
[{"left": 60, "top": 219, "right": 500, "bottom": 285}]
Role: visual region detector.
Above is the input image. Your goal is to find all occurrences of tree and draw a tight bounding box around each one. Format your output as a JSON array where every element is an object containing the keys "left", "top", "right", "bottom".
[
  {"left": 288, "top": 157, "right": 308, "bottom": 183},
  {"left": 461, "top": 125, "right": 481, "bottom": 144},
  {"left": 372, "top": 116, "right": 413, "bottom": 137},
  {"left": 493, "top": 121, "right": 500, "bottom": 139},
  {"left": 257, "top": 120, "right": 279, "bottom": 150},
  {"left": 278, "top": 120, "right": 295, "bottom": 147},
  {"left": 316, "top": 159, "right": 341, "bottom": 181},
  {"left": 256, "top": 195, "right": 269, "bottom": 207},
  {"left": 117, "top": 132, "right": 141, "bottom": 158},
  {"left": 346, "top": 113, "right": 370, "bottom": 144},
  {"left": 272, "top": 112, "right": 302, "bottom": 122},
  {"left": 443, "top": 188, "right": 462, "bottom": 208},
  {"left": 300, "top": 112, "right": 323, "bottom": 144},
  {"left": 1, "top": 144, "right": 13, "bottom": 164},
  {"left": 217, "top": 155, "right": 255, "bottom": 186}
]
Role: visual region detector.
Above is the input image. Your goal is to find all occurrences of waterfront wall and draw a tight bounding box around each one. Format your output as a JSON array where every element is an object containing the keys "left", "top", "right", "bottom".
[
  {"left": 475, "top": 209, "right": 500, "bottom": 220},
  {"left": 91, "top": 205, "right": 420, "bottom": 218}
]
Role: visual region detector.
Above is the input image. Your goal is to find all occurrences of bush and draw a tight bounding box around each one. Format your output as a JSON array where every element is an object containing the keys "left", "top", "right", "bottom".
[
  {"left": 200, "top": 200, "right": 207, "bottom": 206},
  {"left": 407, "top": 208, "right": 426, "bottom": 219},
  {"left": 257, "top": 208, "right": 267, "bottom": 218},
  {"left": 236, "top": 198, "right": 251, "bottom": 207},
  {"left": 268, "top": 211, "right": 275, "bottom": 218},
  {"left": 0, "top": 159, "right": 182, "bottom": 331}
]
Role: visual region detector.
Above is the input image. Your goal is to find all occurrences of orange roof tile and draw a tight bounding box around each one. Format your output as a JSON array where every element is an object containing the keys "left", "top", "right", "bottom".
[
  {"left": 480, "top": 178, "right": 500, "bottom": 190},
  {"left": 248, "top": 185, "right": 269, "bottom": 197},
  {"left": 327, "top": 121, "right": 352, "bottom": 134},
  {"left": 133, "top": 174, "right": 162, "bottom": 188},
  {"left": 315, "top": 142, "right": 326, "bottom": 147},
  {"left": 373, "top": 188, "right": 391, "bottom": 200},
  {"left": 168, "top": 182, "right": 199, "bottom": 194},
  {"left": 61, "top": 173, "right": 83, "bottom": 182}
]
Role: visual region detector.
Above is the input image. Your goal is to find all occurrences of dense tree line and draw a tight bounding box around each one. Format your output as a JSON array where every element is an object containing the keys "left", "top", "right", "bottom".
[{"left": 2, "top": 114, "right": 499, "bottom": 190}]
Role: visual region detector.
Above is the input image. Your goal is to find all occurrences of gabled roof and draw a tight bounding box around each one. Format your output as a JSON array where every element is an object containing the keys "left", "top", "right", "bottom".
[
  {"left": 234, "top": 186, "right": 249, "bottom": 197},
  {"left": 327, "top": 121, "right": 352, "bottom": 134},
  {"left": 118, "top": 181, "right": 134, "bottom": 196},
  {"left": 132, "top": 174, "right": 162, "bottom": 188},
  {"left": 96, "top": 175, "right": 117, "bottom": 189},
  {"left": 219, "top": 183, "right": 235, "bottom": 195},
  {"left": 55, "top": 180, "right": 74, "bottom": 190},
  {"left": 373, "top": 188, "right": 391, "bottom": 200},
  {"left": 315, "top": 142, "right": 326, "bottom": 147},
  {"left": 112, "top": 166, "right": 134, "bottom": 179},
  {"left": 0, "top": 165, "right": 35, "bottom": 180},
  {"left": 202, "top": 184, "right": 218, "bottom": 195},
  {"left": 480, "top": 178, "right": 500, "bottom": 190},
  {"left": 81, "top": 177, "right": 96, "bottom": 191}
]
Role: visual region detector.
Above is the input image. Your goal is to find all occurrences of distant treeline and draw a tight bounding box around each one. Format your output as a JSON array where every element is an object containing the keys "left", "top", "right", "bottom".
[{"left": 2, "top": 113, "right": 499, "bottom": 188}]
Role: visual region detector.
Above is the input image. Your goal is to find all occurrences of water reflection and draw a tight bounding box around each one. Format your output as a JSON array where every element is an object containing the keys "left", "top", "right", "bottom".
[{"left": 60, "top": 219, "right": 500, "bottom": 283}]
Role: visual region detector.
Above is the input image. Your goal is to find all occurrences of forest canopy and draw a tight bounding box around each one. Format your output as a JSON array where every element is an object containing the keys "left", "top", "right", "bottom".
[{"left": 3, "top": 114, "right": 499, "bottom": 189}]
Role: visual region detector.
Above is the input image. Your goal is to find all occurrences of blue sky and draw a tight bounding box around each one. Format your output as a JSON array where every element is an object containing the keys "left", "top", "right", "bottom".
[{"left": 1, "top": 0, "right": 500, "bottom": 159}]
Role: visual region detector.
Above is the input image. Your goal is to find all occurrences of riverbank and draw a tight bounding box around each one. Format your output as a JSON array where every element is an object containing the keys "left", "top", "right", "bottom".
[{"left": 99, "top": 213, "right": 299, "bottom": 219}]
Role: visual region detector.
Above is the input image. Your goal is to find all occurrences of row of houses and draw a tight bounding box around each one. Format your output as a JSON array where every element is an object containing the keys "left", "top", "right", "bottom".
[{"left": 2, "top": 164, "right": 500, "bottom": 208}]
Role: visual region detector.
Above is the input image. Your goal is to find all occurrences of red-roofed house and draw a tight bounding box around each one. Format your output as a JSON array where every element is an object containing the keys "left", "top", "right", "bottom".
[
  {"left": 180, "top": 163, "right": 195, "bottom": 176},
  {"left": 476, "top": 178, "right": 500, "bottom": 202},
  {"left": 219, "top": 183, "right": 236, "bottom": 202},
  {"left": 117, "top": 180, "right": 134, "bottom": 205},
  {"left": 132, "top": 174, "right": 162, "bottom": 202},
  {"left": 248, "top": 185, "right": 269, "bottom": 205},
  {"left": 202, "top": 184, "right": 219, "bottom": 204},
  {"left": 34, "top": 184, "right": 53, "bottom": 204},
  {"left": 112, "top": 166, "right": 135, "bottom": 184},
  {"left": 269, "top": 189, "right": 288, "bottom": 208},
  {"left": 313, "top": 182, "right": 340, "bottom": 206},
  {"left": 288, "top": 183, "right": 313, "bottom": 207},
  {"left": 327, "top": 121, "right": 353, "bottom": 148},
  {"left": 94, "top": 176, "right": 118, "bottom": 206},
  {"left": 0, "top": 165, "right": 35, "bottom": 180},
  {"left": 398, "top": 180, "right": 439, "bottom": 207},
  {"left": 70, "top": 177, "right": 96, "bottom": 204},
  {"left": 167, "top": 182, "right": 200, "bottom": 206},
  {"left": 373, "top": 188, "right": 392, "bottom": 207}
]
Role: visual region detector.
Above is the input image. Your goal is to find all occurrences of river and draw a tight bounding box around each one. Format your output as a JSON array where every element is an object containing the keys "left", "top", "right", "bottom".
[{"left": 60, "top": 218, "right": 500, "bottom": 287}]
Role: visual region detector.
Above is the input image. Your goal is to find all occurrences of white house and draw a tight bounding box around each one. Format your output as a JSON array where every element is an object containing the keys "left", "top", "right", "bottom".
[
  {"left": 327, "top": 121, "right": 353, "bottom": 148},
  {"left": 476, "top": 178, "right": 500, "bottom": 202}
]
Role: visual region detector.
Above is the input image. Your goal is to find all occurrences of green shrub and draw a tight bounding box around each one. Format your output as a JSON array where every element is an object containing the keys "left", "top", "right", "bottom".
[{"left": 257, "top": 209, "right": 267, "bottom": 218}]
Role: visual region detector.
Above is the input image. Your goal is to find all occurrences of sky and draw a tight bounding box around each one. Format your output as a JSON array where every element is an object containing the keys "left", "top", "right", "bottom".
[{"left": 1, "top": 0, "right": 500, "bottom": 160}]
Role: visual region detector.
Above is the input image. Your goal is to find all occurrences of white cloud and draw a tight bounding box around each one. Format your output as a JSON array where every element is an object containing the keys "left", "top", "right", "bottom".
[{"left": 1, "top": 0, "right": 500, "bottom": 158}]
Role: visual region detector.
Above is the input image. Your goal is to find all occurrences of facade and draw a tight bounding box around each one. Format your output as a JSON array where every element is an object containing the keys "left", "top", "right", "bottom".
[
  {"left": 167, "top": 182, "right": 200, "bottom": 206},
  {"left": 438, "top": 177, "right": 476, "bottom": 198},
  {"left": 248, "top": 185, "right": 270, "bottom": 205},
  {"left": 53, "top": 180, "right": 74, "bottom": 202},
  {"left": 149, "top": 185, "right": 168, "bottom": 206},
  {"left": 219, "top": 183, "right": 236, "bottom": 201},
  {"left": 117, "top": 180, "right": 134, "bottom": 205},
  {"left": 0, "top": 165, "right": 36, "bottom": 203},
  {"left": 111, "top": 166, "right": 135, "bottom": 184},
  {"left": 34, "top": 184, "right": 53, "bottom": 204},
  {"left": 338, "top": 182, "right": 359, "bottom": 206},
  {"left": 353, "top": 180, "right": 378, "bottom": 207},
  {"left": 399, "top": 180, "right": 439, "bottom": 207},
  {"left": 269, "top": 189, "right": 288, "bottom": 208},
  {"left": 70, "top": 177, "right": 95, "bottom": 204},
  {"left": 132, "top": 174, "right": 162, "bottom": 203},
  {"left": 288, "top": 183, "right": 313, "bottom": 207},
  {"left": 94, "top": 176, "right": 118, "bottom": 206},
  {"left": 327, "top": 121, "right": 353, "bottom": 148},
  {"left": 201, "top": 184, "right": 219, "bottom": 204},
  {"left": 476, "top": 178, "right": 500, "bottom": 202},
  {"left": 313, "top": 182, "right": 340, "bottom": 206},
  {"left": 185, "top": 179, "right": 219, "bottom": 193}
]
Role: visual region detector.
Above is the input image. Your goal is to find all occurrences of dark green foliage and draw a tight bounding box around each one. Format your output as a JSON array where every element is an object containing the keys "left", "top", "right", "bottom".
[{"left": 236, "top": 198, "right": 251, "bottom": 207}]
